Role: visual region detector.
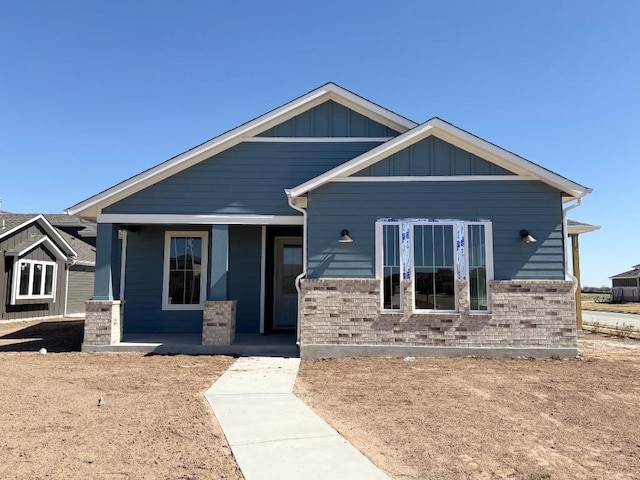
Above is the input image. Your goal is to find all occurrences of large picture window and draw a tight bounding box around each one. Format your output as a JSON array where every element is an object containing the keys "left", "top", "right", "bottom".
[
  {"left": 376, "top": 219, "right": 493, "bottom": 313},
  {"left": 13, "top": 259, "right": 57, "bottom": 301},
  {"left": 413, "top": 223, "right": 456, "bottom": 311},
  {"left": 162, "top": 231, "right": 208, "bottom": 310}
]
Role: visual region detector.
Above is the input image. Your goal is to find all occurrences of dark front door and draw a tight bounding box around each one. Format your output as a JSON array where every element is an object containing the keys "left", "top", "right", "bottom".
[{"left": 273, "top": 237, "right": 302, "bottom": 329}]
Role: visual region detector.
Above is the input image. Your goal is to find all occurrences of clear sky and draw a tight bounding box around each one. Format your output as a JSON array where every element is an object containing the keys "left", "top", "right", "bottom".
[{"left": 1, "top": 1, "right": 638, "bottom": 287}]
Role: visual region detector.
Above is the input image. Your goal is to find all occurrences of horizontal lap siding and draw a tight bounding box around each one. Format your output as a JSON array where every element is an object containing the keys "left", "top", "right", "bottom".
[
  {"left": 307, "top": 181, "right": 564, "bottom": 280},
  {"left": 228, "top": 226, "right": 262, "bottom": 334},
  {"left": 66, "top": 266, "right": 95, "bottom": 314},
  {"left": 123, "top": 226, "right": 207, "bottom": 334},
  {"left": 257, "top": 100, "right": 400, "bottom": 137},
  {"left": 103, "top": 142, "right": 382, "bottom": 215}
]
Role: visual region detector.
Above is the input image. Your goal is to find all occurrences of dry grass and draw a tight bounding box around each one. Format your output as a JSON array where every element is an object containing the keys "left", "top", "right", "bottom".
[{"left": 582, "top": 301, "right": 640, "bottom": 315}]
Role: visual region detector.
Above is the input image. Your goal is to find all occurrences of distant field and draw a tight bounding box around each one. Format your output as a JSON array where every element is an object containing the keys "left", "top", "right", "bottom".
[{"left": 581, "top": 292, "right": 611, "bottom": 303}]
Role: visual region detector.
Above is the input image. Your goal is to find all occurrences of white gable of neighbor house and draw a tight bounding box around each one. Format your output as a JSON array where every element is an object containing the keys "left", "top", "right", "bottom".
[
  {"left": 288, "top": 118, "right": 591, "bottom": 201},
  {"left": 67, "top": 83, "right": 417, "bottom": 220}
]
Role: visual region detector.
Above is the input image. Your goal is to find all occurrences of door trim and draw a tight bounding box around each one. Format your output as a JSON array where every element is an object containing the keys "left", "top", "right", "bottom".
[{"left": 272, "top": 236, "right": 303, "bottom": 330}]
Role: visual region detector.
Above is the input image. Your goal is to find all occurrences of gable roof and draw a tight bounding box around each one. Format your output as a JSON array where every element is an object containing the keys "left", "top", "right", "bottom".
[
  {"left": 67, "top": 83, "right": 417, "bottom": 220},
  {"left": 0, "top": 213, "right": 78, "bottom": 260},
  {"left": 610, "top": 265, "right": 640, "bottom": 279},
  {"left": 288, "top": 117, "right": 592, "bottom": 200}
]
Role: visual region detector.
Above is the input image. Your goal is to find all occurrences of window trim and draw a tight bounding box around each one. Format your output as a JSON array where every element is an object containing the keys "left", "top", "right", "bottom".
[
  {"left": 376, "top": 221, "right": 403, "bottom": 312},
  {"left": 12, "top": 259, "right": 57, "bottom": 303},
  {"left": 411, "top": 222, "right": 458, "bottom": 313},
  {"left": 464, "top": 221, "right": 494, "bottom": 313},
  {"left": 162, "top": 230, "right": 209, "bottom": 311}
]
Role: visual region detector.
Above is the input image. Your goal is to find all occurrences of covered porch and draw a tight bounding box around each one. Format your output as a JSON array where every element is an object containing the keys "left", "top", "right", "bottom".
[{"left": 82, "top": 217, "right": 303, "bottom": 352}]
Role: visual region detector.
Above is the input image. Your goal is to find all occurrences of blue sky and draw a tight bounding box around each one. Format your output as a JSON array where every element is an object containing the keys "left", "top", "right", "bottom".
[{"left": 1, "top": 1, "right": 638, "bottom": 287}]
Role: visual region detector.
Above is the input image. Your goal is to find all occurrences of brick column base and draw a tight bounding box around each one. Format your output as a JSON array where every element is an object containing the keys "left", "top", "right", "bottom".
[
  {"left": 83, "top": 300, "right": 122, "bottom": 346},
  {"left": 203, "top": 301, "right": 237, "bottom": 346}
]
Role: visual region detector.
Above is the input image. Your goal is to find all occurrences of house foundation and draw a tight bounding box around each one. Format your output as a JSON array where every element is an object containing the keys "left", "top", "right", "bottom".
[{"left": 299, "top": 279, "right": 577, "bottom": 359}]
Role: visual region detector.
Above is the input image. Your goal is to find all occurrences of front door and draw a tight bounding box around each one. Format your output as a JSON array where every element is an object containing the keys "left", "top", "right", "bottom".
[{"left": 273, "top": 237, "right": 303, "bottom": 329}]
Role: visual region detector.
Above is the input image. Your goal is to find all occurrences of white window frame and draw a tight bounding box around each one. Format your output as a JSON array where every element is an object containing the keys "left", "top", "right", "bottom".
[
  {"left": 465, "top": 221, "right": 494, "bottom": 313},
  {"left": 375, "top": 221, "right": 403, "bottom": 312},
  {"left": 411, "top": 222, "right": 458, "bottom": 313},
  {"left": 12, "top": 259, "right": 57, "bottom": 303},
  {"left": 162, "top": 231, "right": 209, "bottom": 311}
]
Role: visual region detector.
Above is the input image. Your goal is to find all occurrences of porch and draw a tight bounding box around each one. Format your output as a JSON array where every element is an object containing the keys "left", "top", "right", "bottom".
[{"left": 82, "top": 331, "right": 298, "bottom": 356}]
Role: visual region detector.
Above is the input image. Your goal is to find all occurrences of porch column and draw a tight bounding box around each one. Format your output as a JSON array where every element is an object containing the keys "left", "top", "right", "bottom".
[
  {"left": 209, "top": 225, "right": 229, "bottom": 300},
  {"left": 571, "top": 234, "right": 583, "bottom": 330},
  {"left": 93, "top": 222, "right": 120, "bottom": 300},
  {"left": 203, "top": 225, "right": 235, "bottom": 346},
  {"left": 84, "top": 222, "right": 122, "bottom": 348}
]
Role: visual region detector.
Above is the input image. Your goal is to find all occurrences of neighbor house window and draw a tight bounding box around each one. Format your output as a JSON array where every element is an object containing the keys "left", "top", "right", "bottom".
[
  {"left": 162, "top": 231, "right": 208, "bottom": 310},
  {"left": 14, "top": 260, "right": 57, "bottom": 301},
  {"left": 376, "top": 219, "right": 493, "bottom": 313},
  {"left": 413, "top": 223, "right": 456, "bottom": 311},
  {"left": 378, "top": 222, "right": 402, "bottom": 310}
]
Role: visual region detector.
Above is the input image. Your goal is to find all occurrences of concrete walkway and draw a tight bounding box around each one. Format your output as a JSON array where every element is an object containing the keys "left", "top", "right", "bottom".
[{"left": 204, "top": 357, "right": 389, "bottom": 480}]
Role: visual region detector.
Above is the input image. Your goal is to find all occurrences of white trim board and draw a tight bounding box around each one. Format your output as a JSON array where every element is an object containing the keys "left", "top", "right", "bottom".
[
  {"left": 5, "top": 236, "right": 70, "bottom": 261},
  {"left": 333, "top": 175, "right": 535, "bottom": 182},
  {"left": 67, "top": 83, "right": 417, "bottom": 220},
  {"left": 242, "top": 137, "right": 393, "bottom": 143},
  {"left": 97, "top": 214, "right": 304, "bottom": 226},
  {"left": 289, "top": 118, "right": 591, "bottom": 200},
  {"left": 0, "top": 214, "right": 78, "bottom": 258}
]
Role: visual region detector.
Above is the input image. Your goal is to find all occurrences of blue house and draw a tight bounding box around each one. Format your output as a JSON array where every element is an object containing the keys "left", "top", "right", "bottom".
[{"left": 68, "top": 83, "right": 591, "bottom": 358}]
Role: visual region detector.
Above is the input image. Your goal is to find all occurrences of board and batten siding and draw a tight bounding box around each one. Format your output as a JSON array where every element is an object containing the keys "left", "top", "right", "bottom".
[
  {"left": 257, "top": 100, "right": 400, "bottom": 138},
  {"left": 103, "top": 142, "right": 383, "bottom": 216},
  {"left": 353, "top": 136, "right": 515, "bottom": 177},
  {"left": 66, "top": 265, "right": 95, "bottom": 315},
  {"left": 306, "top": 181, "right": 565, "bottom": 281},
  {"left": 1, "top": 223, "right": 67, "bottom": 320}
]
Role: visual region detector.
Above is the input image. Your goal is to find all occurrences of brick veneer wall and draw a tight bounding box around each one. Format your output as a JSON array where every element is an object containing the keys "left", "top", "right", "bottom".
[
  {"left": 299, "top": 279, "right": 576, "bottom": 354},
  {"left": 202, "top": 301, "right": 236, "bottom": 346},
  {"left": 83, "top": 300, "right": 122, "bottom": 346}
]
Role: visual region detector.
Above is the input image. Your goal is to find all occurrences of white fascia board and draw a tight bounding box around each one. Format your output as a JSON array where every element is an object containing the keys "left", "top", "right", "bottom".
[
  {"left": 289, "top": 118, "right": 592, "bottom": 199},
  {"left": 567, "top": 223, "right": 601, "bottom": 235},
  {"left": 97, "top": 214, "right": 304, "bottom": 225},
  {"left": 66, "top": 83, "right": 417, "bottom": 220},
  {"left": 6, "top": 236, "right": 69, "bottom": 261},
  {"left": 0, "top": 214, "right": 77, "bottom": 258}
]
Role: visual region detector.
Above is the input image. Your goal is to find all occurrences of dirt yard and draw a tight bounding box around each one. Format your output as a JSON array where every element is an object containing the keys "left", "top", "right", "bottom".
[
  {"left": 0, "top": 319, "right": 242, "bottom": 480},
  {"left": 2, "top": 319, "right": 639, "bottom": 480},
  {"left": 296, "top": 335, "right": 640, "bottom": 480},
  {"left": 582, "top": 300, "right": 640, "bottom": 315}
]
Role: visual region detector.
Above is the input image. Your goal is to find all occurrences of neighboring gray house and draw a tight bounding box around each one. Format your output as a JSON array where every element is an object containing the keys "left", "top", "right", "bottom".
[
  {"left": 610, "top": 265, "right": 640, "bottom": 302},
  {"left": 0, "top": 212, "right": 96, "bottom": 321},
  {"left": 67, "top": 83, "right": 592, "bottom": 358}
]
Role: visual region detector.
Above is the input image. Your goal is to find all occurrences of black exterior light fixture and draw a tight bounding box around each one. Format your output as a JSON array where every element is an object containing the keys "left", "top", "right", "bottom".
[
  {"left": 338, "top": 229, "right": 353, "bottom": 243},
  {"left": 519, "top": 229, "right": 537, "bottom": 244}
]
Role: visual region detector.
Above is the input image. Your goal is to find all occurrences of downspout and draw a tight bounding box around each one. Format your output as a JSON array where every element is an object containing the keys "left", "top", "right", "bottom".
[
  {"left": 285, "top": 189, "right": 307, "bottom": 348},
  {"left": 562, "top": 197, "right": 582, "bottom": 288}
]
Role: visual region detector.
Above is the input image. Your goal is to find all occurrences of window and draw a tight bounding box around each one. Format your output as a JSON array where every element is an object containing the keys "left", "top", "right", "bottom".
[
  {"left": 162, "top": 231, "right": 208, "bottom": 310},
  {"left": 378, "top": 222, "right": 402, "bottom": 310},
  {"left": 413, "top": 223, "right": 456, "bottom": 311},
  {"left": 376, "top": 219, "right": 493, "bottom": 313},
  {"left": 13, "top": 260, "right": 57, "bottom": 301}
]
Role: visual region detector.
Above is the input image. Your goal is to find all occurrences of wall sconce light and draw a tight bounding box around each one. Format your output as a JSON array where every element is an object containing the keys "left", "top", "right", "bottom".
[
  {"left": 519, "top": 229, "right": 537, "bottom": 244},
  {"left": 338, "top": 229, "right": 353, "bottom": 243}
]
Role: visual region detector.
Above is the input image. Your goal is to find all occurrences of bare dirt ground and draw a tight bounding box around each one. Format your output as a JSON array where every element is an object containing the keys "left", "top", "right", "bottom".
[
  {"left": 0, "top": 318, "right": 242, "bottom": 480},
  {"left": 296, "top": 334, "right": 640, "bottom": 480}
]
